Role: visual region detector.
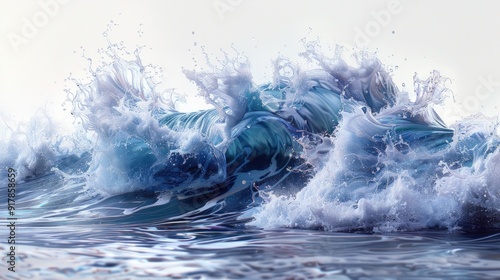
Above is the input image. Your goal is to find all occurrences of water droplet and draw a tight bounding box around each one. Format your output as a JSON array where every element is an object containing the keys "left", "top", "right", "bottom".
[
  {"left": 402, "top": 83, "right": 406, "bottom": 87},
  {"left": 242, "top": 180, "right": 247, "bottom": 185}
]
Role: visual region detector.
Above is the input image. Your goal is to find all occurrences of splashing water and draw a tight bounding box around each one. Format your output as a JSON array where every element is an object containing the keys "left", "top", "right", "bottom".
[{"left": 1, "top": 42, "right": 499, "bottom": 234}]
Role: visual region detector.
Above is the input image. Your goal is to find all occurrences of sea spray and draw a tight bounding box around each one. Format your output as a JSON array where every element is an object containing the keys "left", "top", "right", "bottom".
[
  {"left": 2, "top": 40, "right": 498, "bottom": 231},
  {"left": 68, "top": 47, "right": 226, "bottom": 196},
  {"left": 182, "top": 51, "right": 254, "bottom": 147},
  {"left": 59, "top": 43, "right": 500, "bottom": 230},
  {"left": 0, "top": 110, "right": 71, "bottom": 180},
  {"left": 250, "top": 65, "right": 500, "bottom": 232}
]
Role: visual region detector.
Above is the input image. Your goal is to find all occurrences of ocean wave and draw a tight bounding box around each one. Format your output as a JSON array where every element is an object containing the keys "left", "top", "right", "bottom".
[{"left": 2, "top": 43, "right": 499, "bottom": 232}]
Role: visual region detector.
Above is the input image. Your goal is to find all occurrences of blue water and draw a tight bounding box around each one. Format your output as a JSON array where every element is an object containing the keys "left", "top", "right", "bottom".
[{"left": 1, "top": 42, "right": 500, "bottom": 279}]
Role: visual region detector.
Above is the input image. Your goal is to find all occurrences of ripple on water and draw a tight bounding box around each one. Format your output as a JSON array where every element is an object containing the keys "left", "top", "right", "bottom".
[{"left": 5, "top": 228, "right": 500, "bottom": 279}]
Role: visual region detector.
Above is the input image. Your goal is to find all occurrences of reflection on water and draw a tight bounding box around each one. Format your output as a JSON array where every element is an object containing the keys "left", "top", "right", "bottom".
[{"left": 3, "top": 226, "right": 500, "bottom": 279}]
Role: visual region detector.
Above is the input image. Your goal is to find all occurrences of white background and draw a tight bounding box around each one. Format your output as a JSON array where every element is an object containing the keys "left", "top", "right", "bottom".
[{"left": 1, "top": 0, "right": 499, "bottom": 126}]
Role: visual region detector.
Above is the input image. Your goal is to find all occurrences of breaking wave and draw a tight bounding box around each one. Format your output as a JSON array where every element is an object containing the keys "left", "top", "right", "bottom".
[{"left": 1, "top": 42, "right": 499, "bottom": 232}]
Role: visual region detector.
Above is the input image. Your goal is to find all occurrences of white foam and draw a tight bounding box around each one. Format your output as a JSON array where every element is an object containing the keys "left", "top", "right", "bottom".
[
  {"left": 69, "top": 50, "right": 226, "bottom": 196},
  {"left": 251, "top": 91, "right": 500, "bottom": 232}
]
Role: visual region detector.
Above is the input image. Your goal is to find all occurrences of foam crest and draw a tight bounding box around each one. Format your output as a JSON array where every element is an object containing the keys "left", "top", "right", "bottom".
[
  {"left": 68, "top": 50, "right": 226, "bottom": 196},
  {"left": 0, "top": 110, "right": 67, "bottom": 180},
  {"left": 183, "top": 51, "right": 254, "bottom": 145},
  {"left": 5, "top": 40, "right": 498, "bottom": 231},
  {"left": 250, "top": 71, "right": 500, "bottom": 232}
]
